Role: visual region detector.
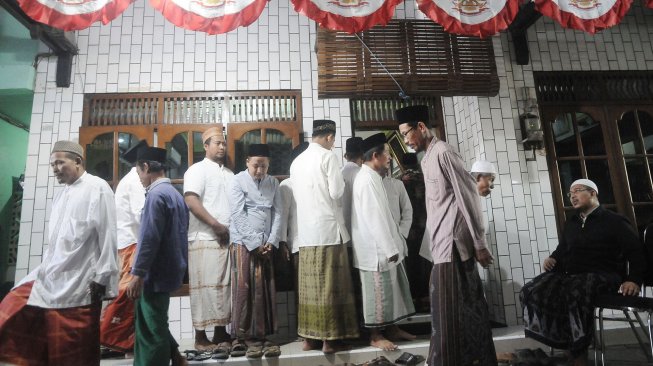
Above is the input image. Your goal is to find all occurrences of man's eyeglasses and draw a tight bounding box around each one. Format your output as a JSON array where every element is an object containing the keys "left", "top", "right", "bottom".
[
  {"left": 401, "top": 126, "right": 415, "bottom": 138},
  {"left": 566, "top": 188, "right": 591, "bottom": 198}
]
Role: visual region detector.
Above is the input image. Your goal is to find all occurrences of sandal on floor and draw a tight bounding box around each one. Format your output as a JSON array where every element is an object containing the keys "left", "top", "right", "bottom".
[
  {"left": 263, "top": 341, "right": 281, "bottom": 358},
  {"left": 212, "top": 341, "right": 231, "bottom": 360},
  {"left": 395, "top": 352, "right": 426, "bottom": 365},
  {"left": 231, "top": 339, "right": 247, "bottom": 357},
  {"left": 193, "top": 351, "right": 213, "bottom": 361},
  {"left": 362, "top": 356, "right": 395, "bottom": 366},
  {"left": 246, "top": 343, "right": 264, "bottom": 359}
]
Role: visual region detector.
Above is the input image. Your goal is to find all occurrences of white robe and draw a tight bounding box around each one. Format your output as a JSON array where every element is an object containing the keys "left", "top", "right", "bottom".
[
  {"left": 19, "top": 172, "right": 119, "bottom": 309},
  {"left": 351, "top": 165, "right": 407, "bottom": 272},
  {"left": 115, "top": 167, "right": 145, "bottom": 250},
  {"left": 382, "top": 176, "right": 413, "bottom": 239},
  {"left": 279, "top": 178, "right": 300, "bottom": 254},
  {"left": 290, "top": 142, "right": 350, "bottom": 247}
]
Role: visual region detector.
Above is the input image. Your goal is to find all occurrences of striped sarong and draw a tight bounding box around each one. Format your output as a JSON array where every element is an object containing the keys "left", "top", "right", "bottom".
[
  {"left": 297, "top": 244, "right": 359, "bottom": 340},
  {"left": 360, "top": 261, "right": 415, "bottom": 327},
  {"left": 188, "top": 239, "right": 231, "bottom": 330},
  {"left": 100, "top": 244, "right": 137, "bottom": 352},
  {"left": 0, "top": 281, "right": 102, "bottom": 366},
  {"left": 428, "top": 247, "right": 497, "bottom": 366},
  {"left": 231, "top": 243, "right": 277, "bottom": 339}
]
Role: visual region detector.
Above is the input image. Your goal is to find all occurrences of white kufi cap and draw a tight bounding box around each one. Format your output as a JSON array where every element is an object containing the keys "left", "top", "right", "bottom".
[
  {"left": 471, "top": 160, "right": 497, "bottom": 175},
  {"left": 570, "top": 179, "right": 598, "bottom": 194}
]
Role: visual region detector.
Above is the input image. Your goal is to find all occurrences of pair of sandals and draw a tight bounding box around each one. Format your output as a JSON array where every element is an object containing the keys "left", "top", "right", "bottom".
[
  {"left": 359, "top": 353, "right": 425, "bottom": 366},
  {"left": 231, "top": 339, "right": 281, "bottom": 359},
  {"left": 184, "top": 341, "right": 232, "bottom": 361}
]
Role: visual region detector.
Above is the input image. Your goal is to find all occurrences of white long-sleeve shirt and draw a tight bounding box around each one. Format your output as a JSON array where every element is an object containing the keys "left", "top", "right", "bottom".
[
  {"left": 279, "top": 178, "right": 300, "bottom": 254},
  {"left": 19, "top": 172, "right": 119, "bottom": 309},
  {"left": 351, "top": 165, "right": 407, "bottom": 271},
  {"left": 290, "top": 142, "right": 350, "bottom": 247},
  {"left": 382, "top": 176, "right": 413, "bottom": 239},
  {"left": 341, "top": 161, "right": 361, "bottom": 236},
  {"left": 115, "top": 167, "right": 145, "bottom": 250}
]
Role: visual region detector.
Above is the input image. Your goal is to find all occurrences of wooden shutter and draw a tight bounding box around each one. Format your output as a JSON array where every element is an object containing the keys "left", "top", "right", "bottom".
[{"left": 317, "top": 19, "right": 500, "bottom": 98}]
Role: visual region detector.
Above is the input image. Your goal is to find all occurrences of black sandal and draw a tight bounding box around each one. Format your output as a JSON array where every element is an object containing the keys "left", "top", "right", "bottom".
[
  {"left": 395, "top": 352, "right": 426, "bottom": 365},
  {"left": 231, "top": 339, "right": 247, "bottom": 357}
]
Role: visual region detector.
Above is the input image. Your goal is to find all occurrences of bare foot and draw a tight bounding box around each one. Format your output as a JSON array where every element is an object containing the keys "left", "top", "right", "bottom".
[
  {"left": 385, "top": 325, "right": 417, "bottom": 341},
  {"left": 302, "top": 339, "right": 322, "bottom": 351},
  {"left": 322, "top": 340, "right": 352, "bottom": 354},
  {"left": 370, "top": 333, "right": 398, "bottom": 352},
  {"left": 194, "top": 340, "right": 217, "bottom": 352},
  {"left": 211, "top": 326, "right": 230, "bottom": 344}
]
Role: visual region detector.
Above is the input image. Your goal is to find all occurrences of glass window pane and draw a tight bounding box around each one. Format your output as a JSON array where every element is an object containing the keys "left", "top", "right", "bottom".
[
  {"left": 638, "top": 111, "right": 653, "bottom": 154},
  {"left": 585, "top": 160, "right": 615, "bottom": 204},
  {"left": 86, "top": 132, "right": 113, "bottom": 181},
  {"left": 624, "top": 158, "right": 651, "bottom": 202},
  {"left": 552, "top": 113, "right": 578, "bottom": 157},
  {"left": 578, "top": 113, "right": 605, "bottom": 156},
  {"left": 634, "top": 205, "right": 653, "bottom": 235},
  {"left": 166, "top": 133, "right": 189, "bottom": 179},
  {"left": 234, "top": 130, "right": 262, "bottom": 173},
  {"left": 192, "top": 132, "right": 205, "bottom": 164},
  {"left": 619, "top": 111, "right": 642, "bottom": 155},
  {"left": 558, "top": 160, "right": 582, "bottom": 206},
  {"left": 266, "top": 129, "right": 293, "bottom": 176},
  {"left": 118, "top": 133, "right": 140, "bottom": 180}
]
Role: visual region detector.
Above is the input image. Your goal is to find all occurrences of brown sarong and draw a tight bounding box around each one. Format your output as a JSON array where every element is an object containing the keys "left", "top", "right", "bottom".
[
  {"left": 297, "top": 244, "right": 359, "bottom": 340},
  {"left": 231, "top": 243, "right": 277, "bottom": 339},
  {"left": 100, "top": 244, "right": 137, "bottom": 352},
  {"left": 0, "top": 281, "right": 102, "bottom": 366},
  {"left": 428, "top": 247, "right": 497, "bottom": 366}
]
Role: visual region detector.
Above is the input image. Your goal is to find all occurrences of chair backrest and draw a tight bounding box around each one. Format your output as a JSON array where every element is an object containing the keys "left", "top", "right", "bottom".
[{"left": 642, "top": 223, "right": 653, "bottom": 286}]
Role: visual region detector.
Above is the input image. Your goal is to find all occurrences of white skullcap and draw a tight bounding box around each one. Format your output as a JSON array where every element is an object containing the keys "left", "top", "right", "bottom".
[
  {"left": 471, "top": 160, "right": 496, "bottom": 175},
  {"left": 570, "top": 179, "right": 598, "bottom": 194}
]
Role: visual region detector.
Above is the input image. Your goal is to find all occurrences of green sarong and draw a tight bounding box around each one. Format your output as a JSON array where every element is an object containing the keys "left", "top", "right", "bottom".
[{"left": 134, "top": 291, "right": 176, "bottom": 366}]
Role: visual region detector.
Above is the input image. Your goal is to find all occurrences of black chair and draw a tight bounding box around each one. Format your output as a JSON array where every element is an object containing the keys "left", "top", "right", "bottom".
[{"left": 593, "top": 223, "right": 653, "bottom": 366}]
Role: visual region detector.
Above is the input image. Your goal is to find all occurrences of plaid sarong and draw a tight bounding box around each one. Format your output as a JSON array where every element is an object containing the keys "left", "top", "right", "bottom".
[
  {"left": 297, "top": 244, "right": 359, "bottom": 340},
  {"left": 0, "top": 281, "right": 102, "bottom": 366}
]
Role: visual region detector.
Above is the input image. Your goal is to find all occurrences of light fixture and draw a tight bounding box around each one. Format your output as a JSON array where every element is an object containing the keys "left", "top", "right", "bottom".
[{"left": 518, "top": 88, "right": 544, "bottom": 161}]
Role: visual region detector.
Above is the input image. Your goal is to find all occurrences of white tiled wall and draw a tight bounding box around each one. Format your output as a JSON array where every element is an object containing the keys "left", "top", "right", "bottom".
[{"left": 15, "top": 0, "right": 653, "bottom": 340}]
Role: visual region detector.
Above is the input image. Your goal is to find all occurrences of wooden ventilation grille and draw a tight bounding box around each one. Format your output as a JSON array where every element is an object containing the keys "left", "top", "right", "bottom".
[
  {"left": 534, "top": 71, "right": 653, "bottom": 105},
  {"left": 317, "top": 19, "right": 499, "bottom": 98},
  {"left": 351, "top": 96, "right": 443, "bottom": 129},
  {"left": 83, "top": 91, "right": 302, "bottom": 127}
]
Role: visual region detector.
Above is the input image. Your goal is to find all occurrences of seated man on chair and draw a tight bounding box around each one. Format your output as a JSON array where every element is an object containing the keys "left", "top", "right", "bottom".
[{"left": 520, "top": 179, "right": 646, "bottom": 366}]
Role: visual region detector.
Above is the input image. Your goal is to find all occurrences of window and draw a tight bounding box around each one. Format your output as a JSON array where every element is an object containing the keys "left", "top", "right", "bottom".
[{"left": 317, "top": 19, "right": 499, "bottom": 98}]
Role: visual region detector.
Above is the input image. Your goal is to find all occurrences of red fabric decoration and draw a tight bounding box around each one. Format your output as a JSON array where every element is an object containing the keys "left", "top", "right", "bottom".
[
  {"left": 291, "top": 0, "right": 403, "bottom": 33},
  {"left": 16, "top": 0, "right": 134, "bottom": 31},
  {"left": 647, "top": 0, "right": 653, "bottom": 8},
  {"left": 149, "top": 0, "right": 267, "bottom": 34},
  {"left": 416, "top": 0, "right": 519, "bottom": 37},
  {"left": 535, "top": 0, "right": 633, "bottom": 34}
]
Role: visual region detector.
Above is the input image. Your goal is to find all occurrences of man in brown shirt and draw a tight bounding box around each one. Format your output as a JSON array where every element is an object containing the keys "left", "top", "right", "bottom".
[{"left": 396, "top": 105, "right": 497, "bottom": 366}]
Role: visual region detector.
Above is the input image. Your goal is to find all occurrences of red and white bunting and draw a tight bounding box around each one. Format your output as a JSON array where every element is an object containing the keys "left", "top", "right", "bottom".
[
  {"left": 416, "top": 0, "right": 519, "bottom": 38},
  {"left": 647, "top": 0, "right": 653, "bottom": 8},
  {"left": 17, "top": 0, "right": 134, "bottom": 31},
  {"left": 291, "top": 0, "right": 403, "bottom": 34},
  {"left": 535, "top": 0, "right": 633, "bottom": 34},
  {"left": 149, "top": 0, "right": 267, "bottom": 34}
]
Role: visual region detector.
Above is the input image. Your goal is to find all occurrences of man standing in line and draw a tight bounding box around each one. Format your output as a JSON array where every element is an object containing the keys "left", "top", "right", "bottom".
[
  {"left": 383, "top": 163, "right": 413, "bottom": 245},
  {"left": 228, "top": 143, "right": 283, "bottom": 359},
  {"left": 183, "top": 127, "right": 233, "bottom": 354},
  {"left": 471, "top": 160, "right": 497, "bottom": 197},
  {"left": 397, "top": 105, "right": 497, "bottom": 366},
  {"left": 351, "top": 133, "right": 416, "bottom": 352},
  {"left": 290, "top": 119, "right": 359, "bottom": 354},
  {"left": 126, "top": 147, "right": 189, "bottom": 366},
  {"left": 100, "top": 139, "right": 147, "bottom": 355},
  {"left": 278, "top": 142, "right": 310, "bottom": 311},
  {"left": 0, "top": 140, "right": 118, "bottom": 365},
  {"left": 341, "top": 136, "right": 364, "bottom": 236}
]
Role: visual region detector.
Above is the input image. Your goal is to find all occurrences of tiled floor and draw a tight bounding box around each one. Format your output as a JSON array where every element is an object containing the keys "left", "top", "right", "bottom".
[{"left": 100, "top": 324, "right": 653, "bottom": 365}]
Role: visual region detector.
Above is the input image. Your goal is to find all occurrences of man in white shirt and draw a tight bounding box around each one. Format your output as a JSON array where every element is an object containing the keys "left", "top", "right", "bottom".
[
  {"left": 351, "top": 133, "right": 416, "bottom": 351},
  {"left": 0, "top": 140, "right": 118, "bottom": 365},
  {"left": 341, "top": 136, "right": 364, "bottom": 235},
  {"left": 100, "top": 139, "right": 147, "bottom": 354},
  {"left": 278, "top": 142, "right": 309, "bottom": 307},
  {"left": 383, "top": 170, "right": 413, "bottom": 241},
  {"left": 183, "top": 127, "right": 234, "bottom": 354},
  {"left": 290, "top": 119, "right": 359, "bottom": 354}
]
